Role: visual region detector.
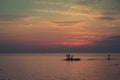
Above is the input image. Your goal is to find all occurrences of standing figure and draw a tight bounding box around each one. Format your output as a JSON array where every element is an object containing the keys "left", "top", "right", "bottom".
[
  {"left": 108, "top": 54, "right": 111, "bottom": 60},
  {"left": 71, "top": 55, "right": 73, "bottom": 59},
  {"left": 66, "top": 53, "right": 71, "bottom": 59}
]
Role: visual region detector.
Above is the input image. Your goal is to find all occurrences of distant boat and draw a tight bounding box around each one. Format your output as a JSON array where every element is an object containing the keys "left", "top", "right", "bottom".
[
  {"left": 64, "top": 54, "right": 80, "bottom": 61},
  {"left": 65, "top": 58, "right": 80, "bottom": 61}
]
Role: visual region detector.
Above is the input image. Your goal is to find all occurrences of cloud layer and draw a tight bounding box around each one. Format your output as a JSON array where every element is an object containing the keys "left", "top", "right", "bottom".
[{"left": 0, "top": 0, "right": 120, "bottom": 53}]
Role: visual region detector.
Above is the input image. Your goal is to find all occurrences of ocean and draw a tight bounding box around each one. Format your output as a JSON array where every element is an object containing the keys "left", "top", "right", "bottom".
[{"left": 0, "top": 53, "right": 120, "bottom": 80}]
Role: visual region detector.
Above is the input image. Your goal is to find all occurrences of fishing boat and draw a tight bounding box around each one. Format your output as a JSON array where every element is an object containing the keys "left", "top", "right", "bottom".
[{"left": 64, "top": 54, "right": 80, "bottom": 61}]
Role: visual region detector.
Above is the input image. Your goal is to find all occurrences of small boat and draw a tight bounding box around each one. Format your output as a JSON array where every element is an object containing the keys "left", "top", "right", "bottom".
[
  {"left": 64, "top": 54, "right": 80, "bottom": 61},
  {"left": 65, "top": 58, "right": 80, "bottom": 61}
]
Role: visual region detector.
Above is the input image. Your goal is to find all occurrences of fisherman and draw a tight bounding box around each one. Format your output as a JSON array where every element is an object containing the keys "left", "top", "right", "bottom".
[
  {"left": 71, "top": 55, "right": 73, "bottom": 59},
  {"left": 108, "top": 54, "right": 111, "bottom": 60},
  {"left": 66, "top": 53, "right": 71, "bottom": 59}
]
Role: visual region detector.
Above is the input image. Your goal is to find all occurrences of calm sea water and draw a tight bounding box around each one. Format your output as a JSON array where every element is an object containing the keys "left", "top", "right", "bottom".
[{"left": 0, "top": 53, "right": 120, "bottom": 80}]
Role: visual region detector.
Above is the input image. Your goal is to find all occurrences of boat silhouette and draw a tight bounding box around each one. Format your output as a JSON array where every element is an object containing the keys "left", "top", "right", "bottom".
[{"left": 64, "top": 54, "right": 80, "bottom": 61}]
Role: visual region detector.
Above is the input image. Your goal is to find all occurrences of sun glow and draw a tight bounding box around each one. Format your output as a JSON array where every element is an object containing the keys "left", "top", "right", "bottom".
[{"left": 56, "top": 40, "right": 92, "bottom": 46}]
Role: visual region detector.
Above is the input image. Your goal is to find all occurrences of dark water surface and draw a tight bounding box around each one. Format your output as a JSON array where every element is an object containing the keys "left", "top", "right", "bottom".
[{"left": 0, "top": 53, "right": 120, "bottom": 80}]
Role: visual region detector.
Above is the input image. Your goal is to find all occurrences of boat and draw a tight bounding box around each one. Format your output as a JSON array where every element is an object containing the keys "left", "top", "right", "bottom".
[
  {"left": 64, "top": 57, "right": 80, "bottom": 61},
  {"left": 64, "top": 54, "right": 80, "bottom": 61}
]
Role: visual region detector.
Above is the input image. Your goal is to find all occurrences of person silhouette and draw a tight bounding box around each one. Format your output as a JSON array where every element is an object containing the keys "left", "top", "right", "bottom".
[
  {"left": 71, "top": 55, "right": 73, "bottom": 59},
  {"left": 66, "top": 53, "right": 71, "bottom": 59},
  {"left": 108, "top": 54, "right": 111, "bottom": 60}
]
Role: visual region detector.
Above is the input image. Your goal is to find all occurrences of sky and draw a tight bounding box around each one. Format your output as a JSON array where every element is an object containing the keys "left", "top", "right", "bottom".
[{"left": 0, "top": 0, "right": 120, "bottom": 53}]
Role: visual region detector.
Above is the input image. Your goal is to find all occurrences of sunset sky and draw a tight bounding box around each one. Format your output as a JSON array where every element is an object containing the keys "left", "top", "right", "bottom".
[{"left": 0, "top": 0, "right": 120, "bottom": 53}]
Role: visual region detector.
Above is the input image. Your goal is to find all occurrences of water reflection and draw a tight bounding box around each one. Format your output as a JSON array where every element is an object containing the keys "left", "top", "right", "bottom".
[{"left": 0, "top": 53, "right": 120, "bottom": 80}]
